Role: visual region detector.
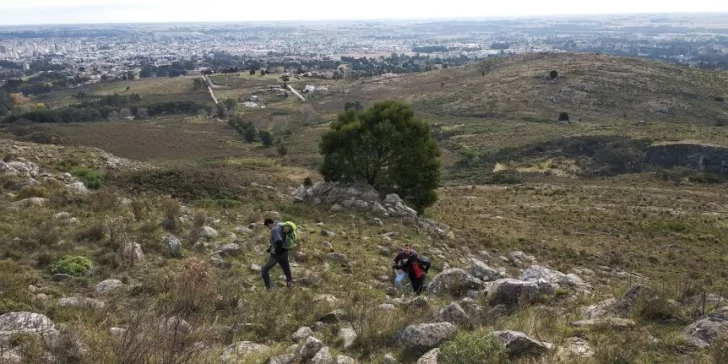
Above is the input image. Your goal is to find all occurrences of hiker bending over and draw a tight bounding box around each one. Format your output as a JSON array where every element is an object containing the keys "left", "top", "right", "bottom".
[
  {"left": 261, "top": 218, "right": 294, "bottom": 289},
  {"left": 392, "top": 244, "right": 431, "bottom": 295}
]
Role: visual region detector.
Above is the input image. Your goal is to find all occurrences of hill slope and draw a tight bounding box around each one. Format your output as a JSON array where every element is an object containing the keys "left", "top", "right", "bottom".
[{"left": 332, "top": 53, "right": 728, "bottom": 124}]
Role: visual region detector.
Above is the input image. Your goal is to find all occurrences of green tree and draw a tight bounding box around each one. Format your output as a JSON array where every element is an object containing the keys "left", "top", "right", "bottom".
[
  {"left": 259, "top": 130, "right": 273, "bottom": 147},
  {"left": 243, "top": 126, "right": 257, "bottom": 143},
  {"left": 0, "top": 90, "right": 12, "bottom": 116},
  {"left": 319, "top": 100, "right": 441, "bottom": 212},
  {"left": 559, "top": 112, "right": 570, "bottom": 122},
  {"left": 277, "top": 144, "right": 288, "bottom": 157},
  {"left": 550, "top": 70, "right": 559, "bottom": 79}
]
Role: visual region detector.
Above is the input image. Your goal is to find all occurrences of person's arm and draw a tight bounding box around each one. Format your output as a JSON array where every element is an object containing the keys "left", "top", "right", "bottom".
[
  {"left": 271, "top": 227, "right": 285, "bottom": 255},
  {"left": 413, "top": 256, "right": 431, "bottom": 272}
]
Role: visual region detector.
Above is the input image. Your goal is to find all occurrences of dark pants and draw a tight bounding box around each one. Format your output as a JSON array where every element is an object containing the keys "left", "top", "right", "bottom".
[
  {"left": 409, "top": 272, "right": 425, "bottom": 295},
  {"left": 261, "top": 251, "right": 292, "bottom": 289}
]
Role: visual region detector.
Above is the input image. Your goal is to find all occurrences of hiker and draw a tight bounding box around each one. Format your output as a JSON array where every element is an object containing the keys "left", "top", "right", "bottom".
[
  {"left": 261, "top": 218, "right": 297, "bottom": 289},
  {"left": 392, "top": 244, "right": 431, "bottom": 295}
]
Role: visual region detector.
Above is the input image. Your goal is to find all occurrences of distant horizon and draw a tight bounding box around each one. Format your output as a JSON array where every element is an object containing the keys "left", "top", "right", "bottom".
[
  {"left": 0, "top": 11, "right": 727, "bottom": 28},
  {"left": 1, "top": 0, "right": 728, "bottom": 27}
]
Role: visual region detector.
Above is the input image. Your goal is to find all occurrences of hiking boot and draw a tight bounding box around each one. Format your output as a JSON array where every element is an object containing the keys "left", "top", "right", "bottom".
[{"left": 286, "top": 281, "right": 293, "bottom": 288}]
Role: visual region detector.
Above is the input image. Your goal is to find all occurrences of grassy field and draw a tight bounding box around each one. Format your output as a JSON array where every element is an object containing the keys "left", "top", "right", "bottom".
[{"left": 1, "top": 53, "right": 727, "bottom": 363}]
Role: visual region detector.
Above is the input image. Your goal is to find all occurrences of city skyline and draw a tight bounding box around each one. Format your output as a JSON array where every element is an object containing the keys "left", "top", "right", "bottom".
[{"left": 2, "top": 0, "right": 728, "bottom": 26}]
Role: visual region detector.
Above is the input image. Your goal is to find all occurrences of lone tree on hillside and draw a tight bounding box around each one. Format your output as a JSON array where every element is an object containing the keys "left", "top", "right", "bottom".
[
  {"left": 550, "top": 70, "right": 559, "bottom": 80},
  {"left": 319, "top": 100, "right": 441, "bottom": 212},
  {"left": 559, "top": 112, "right": 570, "bottom": 122}
]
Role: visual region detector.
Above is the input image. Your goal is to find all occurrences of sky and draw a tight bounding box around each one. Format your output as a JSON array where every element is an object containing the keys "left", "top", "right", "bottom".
[{"left": 0, "top": 0, "right": 727, "bottom": 26}]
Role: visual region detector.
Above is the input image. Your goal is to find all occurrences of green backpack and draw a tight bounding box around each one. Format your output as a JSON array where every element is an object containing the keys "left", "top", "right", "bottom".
[{"left": 281, "top": 221, "right": 298, "bottom": 250}]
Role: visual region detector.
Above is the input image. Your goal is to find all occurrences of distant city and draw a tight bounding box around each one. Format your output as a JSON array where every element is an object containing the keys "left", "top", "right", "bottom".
[{"left": 1, "top": 14, "right": 727, "bottom": 90}]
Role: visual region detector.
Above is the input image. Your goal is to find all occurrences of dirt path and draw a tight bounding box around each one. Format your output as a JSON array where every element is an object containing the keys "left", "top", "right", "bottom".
[
  {"left": 287, "top": 85, "right": 306, "bottom": 102},
  {"left": 202, "top": 76, "right": 218, "bottom": 104}
]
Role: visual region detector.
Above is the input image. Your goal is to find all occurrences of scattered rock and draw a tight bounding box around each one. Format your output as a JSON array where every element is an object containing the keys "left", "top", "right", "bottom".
[
  {"left": 268, "top": 354, "right": 296, "bottom": 364},
  {"left": 379, "top": 304, "right": 396, "bottom": 311},
  {"left": 163, "top": 234, "right": 182, "bottom": 258},
  {"left": 161, "top": 316, "right": 192, "bottom": 334},
  {"left": 335, "top": 355, "right": 356, "bottom": 364},
  {"left": 95, "top": 279, "right": 124, "bottom": 295},
  {"left": 338, "top": 326, "right": 357, "bottom": 349},
  {"left": 570, "top": 318, "right": 637, "bottom": 329},
  {"left": 52, "top": 273, "right": 71, "bottom": 282},
  {"left": 427, "top": 269, "right": 484, "bottom": 297},
  {"left": 66, "top": 181, "right": 89, "bottom": 195},
  {"left": 0, "top": 312, "right": 59, "bottom": 346},
  {"left": 417, "top": 348, "right": 440, "bottom": 364},
  {"left": 582, "top": 298, "right": 624, "bottom": 319},
  {"left": 319, "top": 309, "right": 347, "bottom": 324},
  {"left": 682, "top": 313, "right": 728, "bottom": 348},
  {"left": 520, "top": 265, "right": 587, "bottom": 289},
  {"left": 217, "top": 243, "right": 241, "bottom": 257},
  {"left": 198, "top": 226, "right": 218, "bottom": 240},
  {"left": 311, "top": 346, "right": 333, "bottom": 364},
  {"left": 313, "top": 294, "right": 339, "bottom": 303},
  {"left": 221, "top": 341, "right": 271, "bottom": 363},
  {"left": 117, "top": 242, "right": 145, "bottom": 266},
  {"left": 470, "top": 259, "right": 503, "bottom": 282},
  {"left": 322, "top": 241, "right": 333, "bottom": 250},
  {"left": 292, "top": 326, "right": 314, "bottom": 343},
  {"left": 11, "top": 197, "right": 48, "bottom": 207},
  {"left": 508, "top": 251, "right": 536, "bottom": 267},
  {"left": 321, "top": 230, "right": 335, "bottom": 237},
  {"left": 57, "top": 297, "right": 105, "bottom": 310},
  {"left": 436, "top": 303, "right": 470, "bottom": 327},
  {"left": 562, "top": 337, "right": 594, "bottom": 358},
  {"left": 54, "top": 212, "right": 72, "bottom": 220},
  {"left": 373, "top": 218, "right": 384, "bottom": 226},
  {"left": 491, "top": 330, "right": 553, "bottom": 356},
  {"left": 235, "top": 226, "right": 254, "bottom": 235},
  {"left": 300, "top": 336, "right": 324, "bottom": 361},
  {"left": 393, "top": 322, "right": 457, "bottom": 352},
  {"left": 327, "top": 253, "right": 348, "bottom": 264},
  {"left": 487, "top": 279, "right": 542, "bottom": 308}
]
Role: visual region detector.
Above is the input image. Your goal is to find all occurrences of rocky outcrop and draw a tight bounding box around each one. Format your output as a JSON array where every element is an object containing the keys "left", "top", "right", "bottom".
[
  {"left": 163, "top": 234, "right": 182, "bottom": 258},
  {"left": 300, "top": 336, "right": 325, "bottom": 361},
  {"left": 435, "top": 303, "right": 470, "bottom": 327},
  {"left": 486, "top": 279, "right": 543, "bottom": 308},
  {"left": 520, "top": 265, "right": 588, "bottom": 290},
  {"left": 683, "top": 313, "right": 728, "bottom": 348},
  {"left": 392, "top": 322, "right": 457, "bottom": 352},
  {"left": 291, "top": 183, "right": 452, "bottom": 238},
  {"left": 417, "top": 348, "right": 440, "bottom": 364},
  {"left": 645, "top": 142, "right": 728, "bottom": 175},
  {"left": 311, "top": 346, "right": 333, "bottom": 364},
  {"left": 292, "top": 327, "right": 314, "bottom": 343},
  {"left": 0, "top": 312, "right": 59, "bottom": 347},
  {"left": 491, "top": 330, "right": 553, "bottom": 356},
  {"left": 337, "top": 326, "right": 357, "bottom": 349},
  {"left": 470, "top": 259, "right": 503, "bottom": 282},
  {"left": 427, "top": 269, "right": 484, "bottom": 297}
]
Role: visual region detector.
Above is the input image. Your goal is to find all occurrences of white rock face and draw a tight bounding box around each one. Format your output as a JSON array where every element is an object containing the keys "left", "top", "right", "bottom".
[{"left": 95, "top": 279, "right": 125, "bottom": 295}]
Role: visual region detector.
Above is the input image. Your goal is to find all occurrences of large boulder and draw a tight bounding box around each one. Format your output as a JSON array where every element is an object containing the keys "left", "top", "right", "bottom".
[
  {"left": 221, "top": 341, "right": 270, "bottom": 363},
  {"left": 292, "top": 326, "right": 314, "bottom": 343},
  {"left": 491, "top": 330, "right": 553, "bottom": 356},
  {"left": 217, "top": 243, "right": 241, "bottom": 257},
  {"left": 435, "top": 303, "right": 470, "bottom": 327},
  {"left": 268, "top": 354, "right": 295, "bottom": 364},
  {"left": 198, "top": 226, "right": 218, "bottom": 240},
  {"left": 66, "top": 181, "right": 89, "bottom": 195},
  {"left": 95, "top": 279, "right": 125, "bottom": 295},
  {"left": 311, "top": 346, "right": 333, "bottom": 364},
  {"left": 0, "top": 312, "right": 59, "bottom": 346},
  {"left": 487, "top": 279, "right": 542, "bottom": 308},
  {"left": 427, "top": 269, "right": 484, "bottom": 297},
  {"left": 417, "top": 348, "right": 440, "bottom": 364},
  {"left": 470, "top": 259, "right": 503, "bottom": 282},
  {"left": 682, "top": 313, "right": 728, "bottom": 348},
  {"left": 336, "top": 355, "right": 357, "bottom": 364},
  {"left": 338, "top": 326, "right": 357, "bottom": 349},
  {"left": 117, "top": 242, "right": 144, "bottom": 266},
  {"left": 581, "top": 298, "right": 624, "bottom": 319},
  {"left": 520, "top": 265, "right": 587, "bottom": 289},
  {"left": 393, "top": 322, "right": 457, "bottom": 352},
  {"left": 56, "top": 297, "right": 105, "bottom": 310},
  {"left": 163, "top": 234, "right": 183, "bottom": 258}
]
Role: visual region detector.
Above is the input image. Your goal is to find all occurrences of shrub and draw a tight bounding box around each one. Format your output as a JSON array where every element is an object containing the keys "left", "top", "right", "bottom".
[
  {"left": 549, "top": 70, "right": 559, "bottom": 80},
  {"left": 160, "top": 197, "right": 182, "bottom": 232},
  {"left": 715, "top": 96, "right": 725, "bottom": 102},
  {"left": 277, "top": 145, "right": 288, "bottom": 157},
  {"left": 440, "top": 330, "right": 510, "bottom": 364},
  {"left": 712, "top": 334, "right": 728, "bottom": 363},
  {"left": 18, "top": 185, "right": 49, "bottom": 199},
  {"left": 303, "top": 177, "right": 313, "bottom": 187},
  {"left": 558, "top": 112, "right": 570, "bottom": 121},
  {"left": 49, "top": 255, "right": 93, "bottom": 276},
  {"left": 72, "top": 168, "right": 105, "bottom": 189},
  {"left": 485, "top": 170, "right": 523, "bottom": 185},
  {"left": 259, "top": 130, "right": 273, "bottom": 147}
]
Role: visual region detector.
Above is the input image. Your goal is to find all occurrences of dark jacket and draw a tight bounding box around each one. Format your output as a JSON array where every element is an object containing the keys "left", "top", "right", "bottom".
[
  {"left": 269, "top": 224, "right": 285, "bottom": 256},
  {"left": 393, "top": 250, "right": 430, "bottom": 275}
]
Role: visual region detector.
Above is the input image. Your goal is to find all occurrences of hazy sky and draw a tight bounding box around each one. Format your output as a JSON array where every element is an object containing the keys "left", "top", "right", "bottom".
[{"left": 1, "top": 0, "right": 727, "bottom": 25}]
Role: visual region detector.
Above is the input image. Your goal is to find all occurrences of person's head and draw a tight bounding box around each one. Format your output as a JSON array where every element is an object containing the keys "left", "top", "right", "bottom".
[
  {"left": 264, "top": 218, "right": 276, "bottom": 229},
  {"left": 403, "top": 244, "right": 412, "bottom": 254}
]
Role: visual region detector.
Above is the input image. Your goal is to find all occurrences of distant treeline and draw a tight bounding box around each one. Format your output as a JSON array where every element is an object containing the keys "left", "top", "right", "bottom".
[
  {"left": 412, "top": 45, "right": 449, "bottom": 53},
  {"left": 3, "top": 72, "right": 88, "bottom": 95}
]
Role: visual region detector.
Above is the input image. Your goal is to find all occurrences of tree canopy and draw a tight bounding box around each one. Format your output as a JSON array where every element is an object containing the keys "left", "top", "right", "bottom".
[{"left": 319, "top": 100, "right": 441, "bottom": 212}]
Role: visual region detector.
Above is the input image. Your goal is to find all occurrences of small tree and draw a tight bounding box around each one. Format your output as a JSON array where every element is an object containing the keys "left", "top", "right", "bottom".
[
  {"left": 277, "top": 145, "right": 288, "bottom": 157},
  {"left": 319, "top": 100, "right": 441, "bottom": 212},
  {"left": 559, "top": 112, "right": 570, "bottom": 122},
  {"left": 550, "top": 70, "right": 559, "bottom": 80},
  {"left": 259, "top": 130, "right": 273, "bottom": 147},
  {"left": 243, "top": 126, "right": 257, "bottom": 143}
]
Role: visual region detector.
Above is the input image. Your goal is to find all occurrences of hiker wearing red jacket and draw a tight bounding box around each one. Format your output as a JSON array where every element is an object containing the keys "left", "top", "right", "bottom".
[{"left": 392, "top": 244, "right": 431, "bottom": 295}]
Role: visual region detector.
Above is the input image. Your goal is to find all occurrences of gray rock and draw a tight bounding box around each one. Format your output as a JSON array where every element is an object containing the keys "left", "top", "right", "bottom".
[
  {"left": 470, "top": 259, "right": 502, "bottom": 282},
  {"left": 581, "top": 298, "right": 623, "bottom": 319},
  {"left": 520, "top": 265, "right": 587, "bottom": 289},
  {"left": 11, "top": 197, "right": 48, "bottom": 207},
  {"left": 321, "top": 230, "right": 335, "bottom": 237},
  {"left": 563, "top": 337, "right": 594, "bottom": 358},
  {"left": 417, "top": 348, "right": 440, "bottom": 364},
  {"left": 221, "top": 341, "right": 270, "bottom": 363},
  {"left": 163, "top": 234, "right": 182, "bottom": 258},
  {"left": 322, "top": 241, "right": 333, "bottom": 250},
  {"left": 393, "top": 322, "right": 457, "bottom": 352},
  {"left": 117, "top": 242, "right": 144, "bottom": 266},
  {"left": 491, "top": 330, "right": 553, "bottom": 356},
  {"left": 313, "top": 294, "right": 339, "bottom": 303},
  {"left": 250, "top": 264, "right": 262, "bottom": 272},
  {"left": 338, "top": 326, "right": 357, "bottom": 349},
  {"left": 198, "top": 226, "right": 218, "bottom": 240},
  {"left": 0, "top": 312, "right": 58, "bottom": 346},
  {"left": 54, "top": 212, "right": 72, "bottom": 220},
  {"left": 683, "top": 294, "right": 728, "bottom": 307},
  {"left": 95, "top": 279, "right": 124, "bottom": 295},
  {"left": 66, "top": 181, "right": 89, "bottom": 195},
  {"left": 383, "top": 354, "right": 398, "bottom": 364},
  {"left": 311, "top": 346, "right": 333, "bottom": 364},
  {"left": 570, "top": 318, "right": 637, "bottom": 329},
  {"left": 160, "top": 316, "right": 192, "bottom": 334},
  {"left": 300, "top": 336, "right": 324, "bottom": 361},
  {"left": 436, "top": 303, "right": 470, "bottom": 326},
  {"left": 487, "top": 279, "right": 542, "bottom": 308},
  {"left": 336, "top": 355, "right": 357, "bottom": 364},
  {"left": 218, "top": 243, "right": 241, "bottom": 257},
  {"left": 373, "top": 217, "right": 385, "bottom": 225},
  {"left": 292, "top": 326, "right": 314, "bottom": 343},
  {"left": 327, "top": 253, "right": 348, "bottom": 264},
  {"left": 57, "top": 297, "right": 105, "bottom": 310},
  {"left": 682, "top": 313, "right": 728, "bottom": 348},
  {"left": 379, "top": 304, "right": 396, "bottom": 311},
  {"left": 268, "top": 354, "right": 295, "bottom": 364},
  {"left": 319, "top": 309, "right": 347, "bottom": 324},
  {"left": 52, "top": 273, "right": 71, "bottom": 282},
  {"left": 427, "top": 269, "right": 484, "bottom": 297},
  {"left": 235, "top": 226, "right": 254, "bottom": 235}
]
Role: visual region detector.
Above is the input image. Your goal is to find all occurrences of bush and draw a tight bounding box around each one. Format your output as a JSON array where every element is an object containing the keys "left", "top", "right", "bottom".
[
  {"left": 485, "top": 170, "right": 523, "bottom": 185},
  {"left": 440, "top": 330, "right": 510, "bottom": 364},
  {"left": 558, "top": 112, "right": 569, "bottom": 121},
  {"left": 49, "top": 255, "right": 93, "bottom": 276},
  {"left": 549, "top": 70, "right": 559, "bottom": 80},
  {"left": 303, "top": 177, "right": 313, "bottom": 187},
  {"left": 715, "top": 96, "right": 725, "bottom": 102},
  {"left": 711, "top": 334, "right": 728, "bottom": 364},
  {"left": 277, "top": 145, "right": 288, "bottom": 157},
  {"left": 72, "top": 168, "right": 105, "bottom": 189},
  {"left": 259, "top": 130, "right": 273, "bottom": 147},
  {"left": 17, "top": 185, "right": 49, "bottom": 199}
]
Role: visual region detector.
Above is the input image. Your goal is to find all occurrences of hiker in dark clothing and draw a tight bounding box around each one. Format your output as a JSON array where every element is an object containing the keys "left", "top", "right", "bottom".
[
  {"left": 392, "top": 244, "right": 431, "bottom": 295},
  {"left": 261, "top": 218, "right": 292, "bottom": 289}
]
